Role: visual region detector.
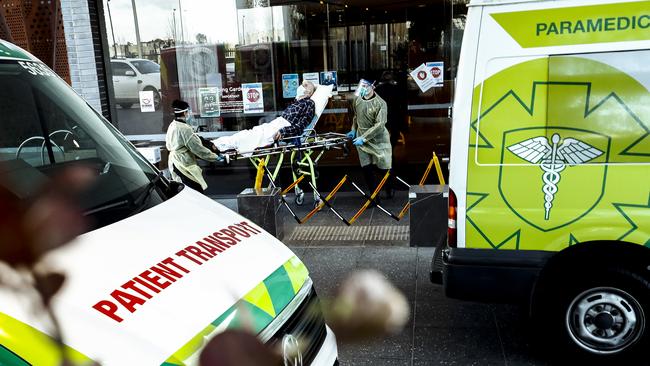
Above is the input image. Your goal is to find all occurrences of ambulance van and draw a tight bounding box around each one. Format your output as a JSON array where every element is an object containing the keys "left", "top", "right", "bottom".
[
  {"left": 431, "top": 0, "right": 650, "bottom": 359},
  {"left": 0, "top": 40, "right": 337, "bottom": 365}
]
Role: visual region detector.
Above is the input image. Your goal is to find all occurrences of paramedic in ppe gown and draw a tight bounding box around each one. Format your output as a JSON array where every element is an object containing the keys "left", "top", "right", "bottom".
[
  {"left": 347, "top": 81, "right": 394, "bottom": 199},
  {"left": 166, "top": 99, "right": 221, "bottom": 192}
]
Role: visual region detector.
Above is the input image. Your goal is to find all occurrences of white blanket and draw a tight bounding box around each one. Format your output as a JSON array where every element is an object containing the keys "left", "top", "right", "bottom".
[
  {"left": 212, "top": 117, "right": 290, "bottom": 157},
  {"left": 211, "top": 84, "right": 334, "bottom": 157}
]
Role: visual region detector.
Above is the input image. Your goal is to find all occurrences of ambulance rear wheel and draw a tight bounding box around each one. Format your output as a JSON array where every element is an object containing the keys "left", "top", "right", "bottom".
[{"left": 535, "top": 266, "right": 649, "bottom": 362}]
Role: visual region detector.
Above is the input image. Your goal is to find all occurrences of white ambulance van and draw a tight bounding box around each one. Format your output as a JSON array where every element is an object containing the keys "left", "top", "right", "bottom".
[
  {"left": 432, "top": 0, "right": 649, "bottom": 360},
  {"left": 0, "top": 40, "right": 337, "bottom": 365}
]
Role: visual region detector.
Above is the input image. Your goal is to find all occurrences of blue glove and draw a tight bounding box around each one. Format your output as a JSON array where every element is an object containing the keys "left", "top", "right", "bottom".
[
  {"left": 353, "top": 136, "right": 365, "bottom": 146},
  {"left": 346, "top": 129, "right": 356, "bottom": 139}
]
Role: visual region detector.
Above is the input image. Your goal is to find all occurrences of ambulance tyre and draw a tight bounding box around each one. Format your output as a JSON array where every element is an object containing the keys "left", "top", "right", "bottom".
[{"left": 535, "top": 266, "right": 648, "bottom": 362}]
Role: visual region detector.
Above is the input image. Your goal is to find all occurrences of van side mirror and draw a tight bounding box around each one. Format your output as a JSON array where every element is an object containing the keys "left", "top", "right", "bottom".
[{"left": 125, "top": 70, "right": 136, "bottom": 77}]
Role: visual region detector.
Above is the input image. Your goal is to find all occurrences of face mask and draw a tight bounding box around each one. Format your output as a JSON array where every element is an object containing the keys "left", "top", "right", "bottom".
[
  {"left": 186, "top": 110, "right": 198, "bottom": 130},
  {"left": 359, "top": 87, "right": 369, "bottom": 98},
  {"left": 296, "top": 85, "right": 306, "bottom": 99}
]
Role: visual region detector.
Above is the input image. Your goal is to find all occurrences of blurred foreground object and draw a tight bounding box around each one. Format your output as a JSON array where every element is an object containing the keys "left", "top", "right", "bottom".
[
  {"left": 0, "top": 165, "right": 95, "bottom": 363},
  {"left": 328, "top": 270, "right": 410, "bottom": 341},
  {"left": 200, "top": 330, "right": 282, "bottom": 366},
  {"left": 0, "top": 166, "right": 94, "bottom": 268}
]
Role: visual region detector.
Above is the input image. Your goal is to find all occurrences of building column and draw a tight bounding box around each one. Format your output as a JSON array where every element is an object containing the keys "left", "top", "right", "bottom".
[{"left": 61, "top": 0, "right": 102, "bottom": 113}]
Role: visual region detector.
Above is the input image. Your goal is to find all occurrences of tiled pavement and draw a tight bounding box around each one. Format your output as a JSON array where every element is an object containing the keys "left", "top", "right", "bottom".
[{"left": 295, "top": 246, "right": 552, "bottom": 366}]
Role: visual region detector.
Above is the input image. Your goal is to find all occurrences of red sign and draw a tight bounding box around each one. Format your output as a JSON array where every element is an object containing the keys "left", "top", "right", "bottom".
[
  {"left": 431, "top": 67, "right": 442, "bottom": 78},
  {"left": 417, "top": 71, "right": 427, "bottom": 80},
  {"left": 247, "top": 89, "right": 260, "bottom": 102}
]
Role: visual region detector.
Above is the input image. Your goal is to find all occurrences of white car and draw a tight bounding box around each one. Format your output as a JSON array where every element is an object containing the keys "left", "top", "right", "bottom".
[{"left": 111, "top": 58, "right": 162, "bottom": 110}]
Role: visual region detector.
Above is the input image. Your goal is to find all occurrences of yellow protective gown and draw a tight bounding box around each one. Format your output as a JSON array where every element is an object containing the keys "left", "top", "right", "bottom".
[
  {"left": 165, "top": 120, "right": 219, "bottom": 190},
  {"left": 352, "top": 94, "right": 392, "bottom": 169}
]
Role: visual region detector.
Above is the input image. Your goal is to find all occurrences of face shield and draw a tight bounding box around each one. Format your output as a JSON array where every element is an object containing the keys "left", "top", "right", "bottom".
[{"left": 355, "top": 79, "right": 373, "bottom": 98}]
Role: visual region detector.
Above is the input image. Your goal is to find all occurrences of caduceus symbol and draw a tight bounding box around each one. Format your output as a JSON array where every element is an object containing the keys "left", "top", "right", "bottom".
[{"left": 508, "top": 133, "right": 603, "bottom": 220}]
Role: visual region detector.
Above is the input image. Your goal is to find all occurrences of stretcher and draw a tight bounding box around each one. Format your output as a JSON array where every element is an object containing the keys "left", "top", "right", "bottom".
[{"left": 218, "top": 131, "right": 349, "bottom": 205}]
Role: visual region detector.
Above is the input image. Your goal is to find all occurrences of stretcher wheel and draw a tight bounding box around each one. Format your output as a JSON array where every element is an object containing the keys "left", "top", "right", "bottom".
[{"left": 295, "top": 192, "right": 305, "bottom": 206}]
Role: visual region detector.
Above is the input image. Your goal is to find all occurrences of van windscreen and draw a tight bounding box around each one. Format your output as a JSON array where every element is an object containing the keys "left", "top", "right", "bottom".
[{"left": 0, "top": 60, "right": 168, "bottom": 231}]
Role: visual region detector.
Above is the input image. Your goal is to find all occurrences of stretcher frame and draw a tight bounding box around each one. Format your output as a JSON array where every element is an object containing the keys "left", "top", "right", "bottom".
[{"left": 220, "top": 131, "right": 349, "bottom": 206}]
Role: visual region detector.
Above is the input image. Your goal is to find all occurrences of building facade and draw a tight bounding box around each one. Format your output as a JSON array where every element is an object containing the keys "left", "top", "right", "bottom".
[{"left": 1, "top": 0, "right": 470, "bottom": 194}]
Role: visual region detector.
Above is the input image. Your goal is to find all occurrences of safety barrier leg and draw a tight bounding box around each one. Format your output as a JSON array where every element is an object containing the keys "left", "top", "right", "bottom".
[
  {"left": 302, "top": 177, "right": 349, "bottom": 225},
  {"left": 348, "top": 171, "right": 390, "bottom": 224}
]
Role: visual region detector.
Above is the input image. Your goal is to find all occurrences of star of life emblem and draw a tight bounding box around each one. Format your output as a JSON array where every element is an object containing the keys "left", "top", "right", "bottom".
[{"left": 507, "top": 133, "right": 604, "bottom": 220}]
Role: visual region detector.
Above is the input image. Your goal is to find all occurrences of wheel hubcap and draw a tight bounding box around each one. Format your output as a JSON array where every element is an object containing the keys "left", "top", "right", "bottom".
[{"left": 566, "top": 287, "right": 645, "bottom": 355}]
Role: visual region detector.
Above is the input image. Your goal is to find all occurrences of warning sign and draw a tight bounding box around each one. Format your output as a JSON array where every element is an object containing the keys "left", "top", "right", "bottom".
[
  {"left": 242, "top": 82, "right": 264, "bottom": 114},
  {"left": 426, "top": 61, "right": 444, "bottom": 88},
  {"left": 410, "top": 62, "right": 444, "bottom": 92}
]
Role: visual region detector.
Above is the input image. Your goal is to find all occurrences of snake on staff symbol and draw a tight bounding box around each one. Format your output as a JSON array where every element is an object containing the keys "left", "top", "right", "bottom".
[{"left": 507, "top": 133, "right": 603, "bottom": 220}]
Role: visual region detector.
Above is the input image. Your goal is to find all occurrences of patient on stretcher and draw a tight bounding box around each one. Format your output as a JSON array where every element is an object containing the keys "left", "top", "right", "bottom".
[{"left": 212, "top": 81, "right": 332, "bottom": 157}]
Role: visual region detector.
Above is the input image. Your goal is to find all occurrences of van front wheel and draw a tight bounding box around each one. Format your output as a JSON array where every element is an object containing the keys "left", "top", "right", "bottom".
[{"left": 538, "top": 267, "right": 649, "bottom": 361}]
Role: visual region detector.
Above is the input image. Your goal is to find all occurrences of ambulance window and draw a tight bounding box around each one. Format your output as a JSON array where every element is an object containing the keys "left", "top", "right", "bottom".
[
  {"left": 0, "top": 59, "right": 169, "bottom": 231},
  {"left": 0, "top": 345, "right": 29, "bottom": 366},
  {"left": 475, "top": 52, "right": 650, "bottom": 166},
  {"left": 548, "top": 50, "right": 650, "bottom": 165},
  {"left": 474, "top": 56, "right": 548, "bottom": 166}
]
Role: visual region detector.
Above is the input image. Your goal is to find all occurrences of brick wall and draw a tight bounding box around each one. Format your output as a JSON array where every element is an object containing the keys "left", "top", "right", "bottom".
[{"left": 61, "top": 0, "right": 102, "bottom": 112}]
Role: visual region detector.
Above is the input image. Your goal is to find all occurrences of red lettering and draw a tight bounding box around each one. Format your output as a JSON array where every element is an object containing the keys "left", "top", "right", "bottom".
[
  {"left": 197, "top": 240, "right": 221, "bottom": 256},
  {"left": 160, "top": 257, "right": 190, "bottom": 274},
  {"left": 206, "top": 235, "right": 231, "bottom": 250},
  {"left": 140, "top": 270, "right": 172, "bottom": 290},
  {"left": 111, "top": 289, "right": 146, "bottom": 313},
  {"left": 121, "top": 280, "right": 154, "bottom": 299},
  {"left": 220, "top": 229, "right": 240, "bottom": 244},
  {"left": 151, "top": 262, "right": 184, "bottom": 282},
  {"left": 133, "top": 277, "right": 161, "bottom": 294},
  {"left": 176, "top": 249, "right": 204, "bottom": 265},
  {"left": 92, "top": 300, "right": 123, "bottom": 323},
  {"left": 229, "top": 225, "right": 250, "bottom": 238},
  {"left": 213, "top": 231, "right": 236, "bottom": 246},
  {"left": 185, "top": 245, "right": 213, "bottom": 262},
  {"left": 238, "top": 221, "right": 261, "bottom": 234}
]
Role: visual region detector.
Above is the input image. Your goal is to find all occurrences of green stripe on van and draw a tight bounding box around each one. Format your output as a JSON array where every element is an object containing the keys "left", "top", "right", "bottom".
[
  {"left": 492, "top": 1, "right": 650, "bottom": 48},
  {"left": 264, "top": 265, "right": 297, "bottom": 316},
  {"left": 162, "top": 256, "right": 309, "bottom": 365}
]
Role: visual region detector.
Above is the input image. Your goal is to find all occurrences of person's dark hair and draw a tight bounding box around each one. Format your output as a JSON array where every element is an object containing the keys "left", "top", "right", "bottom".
[{"left": 172, "top": 100, "right": 190, "bottom": 119}]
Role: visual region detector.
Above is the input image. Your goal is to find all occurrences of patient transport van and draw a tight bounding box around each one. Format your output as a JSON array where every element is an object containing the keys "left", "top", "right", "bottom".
[
  {"left": 432, "top": 0, "right": 650, "bottom": 359},
  {"left": 0, "top": 40, "right": 337, "bottom": 365}
]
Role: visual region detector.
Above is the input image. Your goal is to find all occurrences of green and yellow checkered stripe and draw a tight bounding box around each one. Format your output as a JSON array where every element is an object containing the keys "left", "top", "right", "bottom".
[
  {"left": 162, "top": 255, "right": 309, "bottom": 365},
  {"left": 0, "top": 312, "right": 93, "bottom": 365}
]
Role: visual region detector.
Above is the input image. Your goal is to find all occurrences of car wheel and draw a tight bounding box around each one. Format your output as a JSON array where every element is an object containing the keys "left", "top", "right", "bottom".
[
  {"left": 147, "top": 88, "right": 161, "bottom": 110},
  {"left": 535, "top": 266, "right": 648, "bottom": 362},
  {"left": 120, "top": 103, "right": 132, "bottom": 109}
]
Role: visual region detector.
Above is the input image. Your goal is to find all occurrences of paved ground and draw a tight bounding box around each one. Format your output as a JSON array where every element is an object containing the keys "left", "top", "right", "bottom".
[
  {"left": 215, "top": 195, "right": 645, "bottom": 366},
  {"left": 294, "top": 246, "right": 551, "bottom": 366}
]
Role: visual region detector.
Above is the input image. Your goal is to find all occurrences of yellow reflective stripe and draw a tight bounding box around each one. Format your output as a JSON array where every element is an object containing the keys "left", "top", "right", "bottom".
[
  {"left": 284, "top": 256, "right": 309, "bottom": 294},
  {"left": 0, "top": 312, "right": 93, "bottom": 365},
  {"left": 243, "top": 281, "right": 276, "bottom": 318},
  {"left": 166, "top": 323, "right": 217, "bottom": 364}
]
